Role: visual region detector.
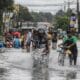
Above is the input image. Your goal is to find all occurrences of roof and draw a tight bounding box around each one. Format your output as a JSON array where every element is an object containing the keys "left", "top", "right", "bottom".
[{"left": 21, "top": 26, "right": 35, "bottom": 29}]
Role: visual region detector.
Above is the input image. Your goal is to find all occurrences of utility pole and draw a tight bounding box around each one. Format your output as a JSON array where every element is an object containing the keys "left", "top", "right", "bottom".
[
  {"left": 63, "top": 0, "right": 70, "bottom": 12},
  {"left": 68, "top": 0, "right": 70, "bottom": 9},
  {"left": 63, "top": 1, "right": 66, "bottom": 12},
  {"left": 77, "top": 0, "right": 80, "bottom": 33}
]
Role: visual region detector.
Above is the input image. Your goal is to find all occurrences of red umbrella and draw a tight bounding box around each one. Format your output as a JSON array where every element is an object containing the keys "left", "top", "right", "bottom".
[{"left": 13, "top": 32, "right": 21, "bottom": 38}]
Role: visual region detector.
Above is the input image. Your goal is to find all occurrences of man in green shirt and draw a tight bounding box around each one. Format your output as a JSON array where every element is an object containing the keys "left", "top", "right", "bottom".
[{"left": 63, "top": 31, "right": 78, "bottom": 65}]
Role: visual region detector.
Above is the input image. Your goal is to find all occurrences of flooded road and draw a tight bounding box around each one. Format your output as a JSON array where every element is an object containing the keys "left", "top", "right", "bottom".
[
  {"left": 0, "top": 46, "right": 80, "bottom": 80},
  {"left": 0, "top": 48, "right": 32, "bottom": 80}
]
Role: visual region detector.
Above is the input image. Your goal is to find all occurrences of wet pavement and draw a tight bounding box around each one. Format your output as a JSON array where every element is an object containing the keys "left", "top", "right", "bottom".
[
  {"left": 0, "top": 41, "right": 80, "bottom": 80},
  {"left": 50, "top": 51, "right": 73, "bottom": 80},
  {"left": 0, "top": 48, "right": 32, "bottom": 80},
  {"left": 49, "top": 41, "right": 80, "bottom": 80}
]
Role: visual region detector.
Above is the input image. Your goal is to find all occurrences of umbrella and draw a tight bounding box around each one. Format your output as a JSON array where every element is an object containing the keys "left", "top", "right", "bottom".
[{"left": 13, "top": 32, "right": 21, "bottom": 38}]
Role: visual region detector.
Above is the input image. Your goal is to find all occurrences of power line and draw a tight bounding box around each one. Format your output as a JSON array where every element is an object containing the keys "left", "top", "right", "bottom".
[
  {"left": 22, "top": 2, "right": 79, "bottom": 7},
  {"left": 23, "top": 3, "right": 65, "bottom": 7}
]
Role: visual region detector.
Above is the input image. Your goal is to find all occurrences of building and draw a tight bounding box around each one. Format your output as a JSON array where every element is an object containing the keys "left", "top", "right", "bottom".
[{"left": 37, "top": 22, "right": 51, "bottom": 29}]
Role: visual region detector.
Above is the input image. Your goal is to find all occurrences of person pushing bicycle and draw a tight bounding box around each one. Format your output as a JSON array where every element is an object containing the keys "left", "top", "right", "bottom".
[{"left": 62, "top": 30, "right": 78, "bottom": 65}]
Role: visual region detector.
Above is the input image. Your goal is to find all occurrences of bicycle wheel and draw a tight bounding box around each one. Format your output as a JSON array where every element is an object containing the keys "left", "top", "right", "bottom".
[{"left": 58, "top": 53, "right": 65, "bottom": 66}]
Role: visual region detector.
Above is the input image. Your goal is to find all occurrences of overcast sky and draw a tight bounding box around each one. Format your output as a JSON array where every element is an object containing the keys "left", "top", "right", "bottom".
[{"left": 14, "top": 0, "right": 77, "bottom": 15}]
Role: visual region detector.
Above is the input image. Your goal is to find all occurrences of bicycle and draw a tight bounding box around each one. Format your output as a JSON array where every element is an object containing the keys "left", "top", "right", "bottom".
[
  {"left": 57, "top": 44, "right": 72, "bottom": 66},
  {"left": 57, "top": 46, "right": 67, "bottom": 66}
]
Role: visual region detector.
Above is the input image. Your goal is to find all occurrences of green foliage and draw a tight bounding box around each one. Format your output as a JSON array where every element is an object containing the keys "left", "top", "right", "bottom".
[
  {"left": 17, "top": 5, "right": 33, "bottom": 21},
  {"left": 56, "top": 10, "right": 65, "bottom": 17},
  {"left": 31, "top": 12, "right": 53, "bottom": 22},
  {"left": 0, "top": 0, "right": 14, "bottom": 11},
  {"left": 0, "top": 0, "right": 14, "bottom": 19},
  {"left": 66, "top": 9, "right": 73, "bottom": 17},
  {"left": 0, "top": 0, "right": 14, "bottom": 35},
  {"left": 54, "top": 16, "right": 69, "bottom": 30},
  {"left": 54, "top": 9, "right": 73, "bottom": 30}
]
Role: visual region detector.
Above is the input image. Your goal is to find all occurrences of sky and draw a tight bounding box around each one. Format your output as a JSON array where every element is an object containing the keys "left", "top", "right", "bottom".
[{"left": 14, "top": 0, "right": 77, "bottom": 15}]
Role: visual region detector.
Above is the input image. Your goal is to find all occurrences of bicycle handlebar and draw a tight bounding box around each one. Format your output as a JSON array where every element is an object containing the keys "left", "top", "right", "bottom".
[{"left": 59, "top": 45, "right": 68, "bottom": 49}]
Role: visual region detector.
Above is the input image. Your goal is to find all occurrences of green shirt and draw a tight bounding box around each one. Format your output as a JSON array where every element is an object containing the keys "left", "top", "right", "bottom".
[
  {"left": 71, "top": 36, "right": 78, "bottom": 43},
  {"left": 63, "top": 36, "right": 78, "bottom": 43}
]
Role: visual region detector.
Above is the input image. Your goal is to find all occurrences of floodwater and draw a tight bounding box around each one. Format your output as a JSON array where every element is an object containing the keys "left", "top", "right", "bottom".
[{"left": 0, "top": 47, "right": 80, "bottom": 80}]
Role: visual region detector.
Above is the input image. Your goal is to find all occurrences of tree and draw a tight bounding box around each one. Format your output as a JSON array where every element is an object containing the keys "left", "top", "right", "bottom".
[
  {"left": 0, "top": 0, "right": 14, "bottom": 19},
  {"left": 54, "top": 16, "right": 69, "bottom": 30},
  {"left": 17, "top": 5, "right": 33, "bottom": 21},
  {"left": 31, "top": 12, "right": 53, "bottom": 22},
  {"left": 56, "top": 10, "right": 65, "bottom": 17},
  {"left": 66, "top": 9, "right": 73, "bottom": 17},
  {"left": 53, "top": 9, "right": 72, "bottom": 31},
  {"left": 0, "top": 0, "right": 14, "bottom": 10},
  {"left": 0, "top": 0, "right": 14, "bottom": 35}
]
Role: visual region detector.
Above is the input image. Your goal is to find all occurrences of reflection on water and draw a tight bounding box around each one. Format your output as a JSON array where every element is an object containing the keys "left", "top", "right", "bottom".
[
  {"left": 66, "top": 71, "right": 77, "bottom": 80},
  {"left": 0, "top": 68, "right": 7, "bottom": 75},
  {"left": 0, "top": 68, "right": 8, "bottom": 80},
  {"left": 32, "top": 56, "right": 49, "bottom": 80},
  {"left": 49, "top": 66, "right": 78, "bottom": 80}
]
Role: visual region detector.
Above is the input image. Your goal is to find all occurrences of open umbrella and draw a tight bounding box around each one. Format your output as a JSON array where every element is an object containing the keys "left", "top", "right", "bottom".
[{"left": 13, "top": 32, "right": 21, "bottom": 38}]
